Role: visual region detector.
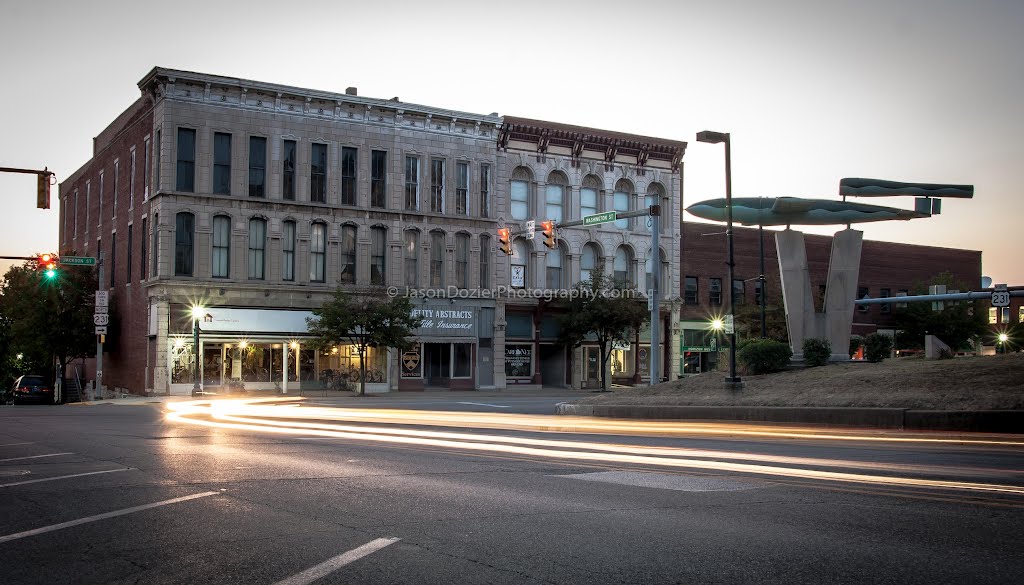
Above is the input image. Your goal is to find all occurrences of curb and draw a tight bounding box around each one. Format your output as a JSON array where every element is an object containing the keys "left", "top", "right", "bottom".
[{"left": 554, "top": 403, "right": 1024, "bottom": 433}]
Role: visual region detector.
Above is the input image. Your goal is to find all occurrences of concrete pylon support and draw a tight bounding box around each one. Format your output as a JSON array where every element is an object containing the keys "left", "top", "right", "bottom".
[
  {"left": 823, "top": 229, "right": 863, "bottom": 361},
  {"left": 775, "top": 229, "right": 815, "bottom": 360}
]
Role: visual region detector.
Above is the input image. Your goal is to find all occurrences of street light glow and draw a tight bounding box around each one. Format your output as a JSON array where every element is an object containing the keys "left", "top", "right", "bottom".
[
  {"left": 191, "top": 306, "right": 205, "bottom": 319},
  {"left": 998, "top": 333, "right": 1009, "bottom": 343},
  {"left": 711, "top": 318, "right": 724, "bottom": 331}
]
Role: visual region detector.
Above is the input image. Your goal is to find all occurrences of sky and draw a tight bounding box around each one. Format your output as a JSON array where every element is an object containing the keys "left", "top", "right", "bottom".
[{"left": 1, "top": 0, "right": 1021, "bottom": 285}]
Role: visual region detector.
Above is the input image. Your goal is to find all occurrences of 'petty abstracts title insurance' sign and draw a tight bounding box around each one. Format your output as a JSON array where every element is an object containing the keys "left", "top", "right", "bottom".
[{"left": 412, "top": 307, "right": 476, "bottom": 334}]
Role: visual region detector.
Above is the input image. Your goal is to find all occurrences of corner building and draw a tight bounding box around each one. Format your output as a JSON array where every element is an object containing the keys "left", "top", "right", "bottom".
[{"left": 58, "top": 68, "right": 687, "bottom": 395}]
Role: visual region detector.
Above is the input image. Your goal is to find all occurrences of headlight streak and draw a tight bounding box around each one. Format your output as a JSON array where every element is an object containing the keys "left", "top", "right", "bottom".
[{"left": 165, "top": 399, "right": 1024, "bottom": 497}]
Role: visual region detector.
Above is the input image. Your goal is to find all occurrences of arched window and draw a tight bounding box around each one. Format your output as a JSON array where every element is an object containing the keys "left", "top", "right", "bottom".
[
  {"left": 580, "top": 243, "right": 599, "bottom": 286},
  {"left": 479, "top": 234, "right": 491, "bottom": 289},
  {"left": 370, "top": 226, "right": 387, "bottom": 285},
  {"left": 430, "top": 231, "right": 446, "bottom": 288},
  {"left": 456, "top": 233, "right": 470, "bottom": 289},
  {"left": 545, "top": 171, "right": 568, "bottom": 223},
  {"left": 309, "top": 222, "right": 326, "bottom": 283},
  {"left": 510, "top": 167, "right": 532, "bottom": 221},
  {"left": 282, "top": 220, "right": 296, "bottom": 281},
  {"left": 404, "top": 230, "right": 420, "bottom": 287},
  {"left": 614, "top": 179, "right": 632, "bottom": 230},
  {"left": 614, "top": 245, "right": 633, "bottom": 287},
  {"left": 212, "top": 215, "right": 230, "bottom": 278},
  {"left": 511, "top": 239, "right": 529, "bottom": 288},
  {"left": 174, "top": 211, "right": 195, "bottom": 276},
  {"left": 340, "top": 224, "right": 357, "bottom": 284},
  {"left": 248, "top": 217, "right": 266, "bottom": 280},
  {"left": 581, "top": 175, "right": 602, "bottom": 218},
  {"left": 545, "top": 246, "right": 564, "bottom": 290}
]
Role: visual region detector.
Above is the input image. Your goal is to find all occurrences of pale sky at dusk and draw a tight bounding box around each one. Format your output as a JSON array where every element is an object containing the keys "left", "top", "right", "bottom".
[{"left": 1, "top": 0, "right": 1021, "bottom": 285}]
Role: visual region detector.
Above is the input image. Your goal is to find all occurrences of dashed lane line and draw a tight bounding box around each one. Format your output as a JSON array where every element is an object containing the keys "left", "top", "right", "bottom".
[
  {"left": 0, "top": 468, "right": 132, "bottom": 488},
  {"left": 0, "top": 453, "right": 73, "bottom": 463},
  {"left": 272, "top": 537, "right": 401, "bottom": 585}
]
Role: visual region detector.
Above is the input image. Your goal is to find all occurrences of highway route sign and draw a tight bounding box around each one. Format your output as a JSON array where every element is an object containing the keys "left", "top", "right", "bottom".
[
  {"left": 93, "top": 314, "right": 110, "bottom": 326},
  {"left": 991, "top": 285, "right": 1010, "bottom": 308}
]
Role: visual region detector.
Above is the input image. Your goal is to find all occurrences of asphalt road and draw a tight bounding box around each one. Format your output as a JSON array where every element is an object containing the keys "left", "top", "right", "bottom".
[{"left": 1, "top": 394, "right": 1022, "bottom": 585}]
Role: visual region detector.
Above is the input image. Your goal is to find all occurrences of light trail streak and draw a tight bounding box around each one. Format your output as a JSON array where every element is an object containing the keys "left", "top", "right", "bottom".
[{"left": 165, "top": 399, "right": 1024, "bottom": 497}]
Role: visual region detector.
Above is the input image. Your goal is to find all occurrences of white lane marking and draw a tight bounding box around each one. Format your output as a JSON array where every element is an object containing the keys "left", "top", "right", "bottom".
[
  {"left": 0, "top": 468, "right": 131, "bottom": 488},
  {"left": 0, "top": 452, "right": 73, "bottom": 462},
  {"left": 0, "top": 491, "right": 218, "bottom": 544},
  {"left": 456, "top": 402, "right": 510, "bottom": 408},
  {"left": 0, "top": 442, "right": 34, "bottom": 447},
  {"left": 273, "top": 537, "right": 400, "bottom": 585}
]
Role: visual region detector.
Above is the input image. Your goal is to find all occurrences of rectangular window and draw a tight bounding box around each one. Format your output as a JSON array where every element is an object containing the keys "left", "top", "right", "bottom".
[
  {"left": 371, "top": 227, "right": 386, "bottom": 285},
  {"left": 113, "top": 159, "right": 119, "bottom": 216},
  {"left": 545, "top": 184, "right": 564, "bottom": 223},
  {"left": 733, "top": 279, "right": 745, "bottom": 305},
  {"left": 212, "top": 216, "right": 231, "bottom": 278},
  {"left": 213, "top": 132, "right": 232, "bottom": 195},
  {"left": 126, "top": 225, "right": 133, "bottom": 283},
  {"left": 897, "top": 289, "right": 909, "bottom": 309},
  {"left": 1019, "top": 306, "right": 1024, "bottom": 323},
  {"left": 73, "top": 190, "right": 78, "bottom": 239},
  {"left": 282, "top": 140, "right": 296, "bottom": 200},
  {"left": 341, "top": 146, "right": 357, "bottom": 205},
  {"left": 456, "top": 162, "right": 468, "bottom": 215},
  {"left": 248, "top": 219, "right": 266, "bottom": 280},
  {"left": 155, "top": 129, "right": 161, "bottom": 191},
  {"left": 152, "top": 212, "right": 159, "bottom": 277},
  {"left": 453, "top": 343, "right": 472, "bottom": 378},
  {"left": 143, "top": 137, "right": 150, "bottom": 200},
  {"left": 85, "top": 181, "right": 90, "bottom": 230},
  {"left": 1001, "top": 307, "right": 1010, "bottom": 324},
  {"left": 456, "top": 234, "right": 469, "bottom": 289},
  {"left": 479, "top": 164, "right": 490, "bottom": 218},
  {"left": 282, "top": 221, "right": 296, "bottom": 281},
  {"left": 175, "top": 128, "right": 195, "bottom": 192},
  {"left": 310, "top": 223, "right": 326, "bottom": 282},
  {"left": 685, "top": 276, "right": 698, "bottom": 305},
  {"left": 880, "top": 288, "right": 891, "bottom": 314},
  {"left": 709, "top": 277, "right": 722, "bottom": 306},
  {"left": 405, "top": 231, "right": 419, "bottom": 287},
  {"left": 140, "top": 217, "right": 147, "bottom": 281},
  {"left": 581, "top": 187, "right": 598, "bottom": 218},
  {"left": 430, "top": 231, "right": 445, "bottom": 288},
  {"left": 858, "top": 286, "right": 870, "bottom": 313},
  {"left": 340, "top": 225, "right": 356, "bottom": 284},
  {"left": 311, "top": 143, "right": 327, "bottom": 202},
  {"left": 109, "top": 232, "right": 116, "bottom": 287},
  {"left": 371, "top": 150, "right": 387, "bottom": 208},
  {"left": 430, "top": 159, "right": 444, "bottom": 213},
  {"left": 613, "top": 189, "right": 629, "bottom": 229},
  {"left": 510, "top": 180, "right": 528, "bottom": 220},
  {"left": 98, "top": 171, "right": 104, "bottom": 227},
  {"left": 405, "top": 156, "right": 419, "bottom": 210},
  {"left": 249, "top": 136, "right": 266, "bottom": 198},
  {"left": 479, "top": 236, "right": 490, "bottom": 289},
  {"left": 129, "top": 148, "right": 136, "bottom": 208},
  {"left": 988, "top": 307, "right": 997, "bottom": 324}
]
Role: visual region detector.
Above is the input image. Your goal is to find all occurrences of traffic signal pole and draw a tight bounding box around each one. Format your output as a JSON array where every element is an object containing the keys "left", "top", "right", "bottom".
[
  {"left": 94, "top": 254, "right": 103, "bottom": 401},
  {"left": 0, "top": 166, "right": 55, "bottom": 209}
]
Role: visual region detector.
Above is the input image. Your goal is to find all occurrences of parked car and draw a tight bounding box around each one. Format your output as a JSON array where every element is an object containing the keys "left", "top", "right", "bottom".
[{"left": 9, "top": 375, "right": 55, "bottom": 405}]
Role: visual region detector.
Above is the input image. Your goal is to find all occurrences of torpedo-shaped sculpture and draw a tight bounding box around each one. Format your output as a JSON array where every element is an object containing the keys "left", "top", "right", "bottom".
[{"left": 685, "top": 197, "right": 929, "bottom": 226}]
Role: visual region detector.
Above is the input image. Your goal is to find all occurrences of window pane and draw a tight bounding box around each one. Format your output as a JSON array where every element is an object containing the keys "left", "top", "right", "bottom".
[
  {"left": 545, "top": 184, "right": 563, "bottom": 223},
  {"left": 430, "top": 231, "right": 445, "bottom": 287},
  {"left": 614, "top": 247, "right": 630, "bottom": 285},
  {"left": 311, "top": 143, "right": 327, "bottom": 202},
  {"left": 341, "top": 147, "right": 357, "bottom": 205},
  {"left": 248, "top": 218, "right": 266, "bottom": 279},
  {"left": 283, "top": 221, "right": 295, "bottom": 281},
  {"left": 175, "top": 212, "right": 194, "bottom": 276},
  {"left": 371, "top": 227, "right": 386, "bottom": 285},
  {"left": 546, "top": 248, "right": 562, "bottom": 289},
  {"left": 213, "top": 133, "right": 231, "bottom": 195},
  {"left": 282, "top": 140, "right": 296, "bottom": 200},
  {"left": 685, "top": 276, "right": 698, "bottom": 305},
  {"left": 212, "top": 216, "right": 230, "bottom": 278},
  {"left": 404, "top": 231, "right": 419, "bottom": 287},
  {"left": 430, "top": 159, "right": 444, "bottom": 213},
  {"left": 581, "top": 245, "right": 596, "bottom": 285},
  {"left": 340, "top": 225, "right": 356, "bottom": 283},
  {"left": 310, "top": 223, "right": 326, "bottom": 282},
  {"left": 581, "top": 187, "right": 598, "bottom": 217},
  {"left": 511, "top": 180, "right": 528, "bottom": 220},
  {"left": 405, "top": 156, "right": 419, "bottom": 210},
  {"left": 709, "top": 277, "right": 722, "bottom": 306},
  {"left": 176, "top": 128, "right": 195, "bottom": 192},
  {"left": 479, "top": 235, "right": 490, "bottom": 289},
  {"left": 613, "top": 191, "right": 629, "bottom": 229},
  {"left": 479, "top": 165, "right": 490, "bottom": 218},
  {"left": 371, "top": 150, "right": 386, "bottom": 208},
  {"left": 249, "top": 136, "right": 266, "bottom": 198},
  {"left": 453, "top": 343, "right": 472, "bottom": 378},
  {"left": 456, "top": 234, "right": 469, "bottom": 288},
  {"left": 456, "top": 161, "right": 468, "bottom": 215}
]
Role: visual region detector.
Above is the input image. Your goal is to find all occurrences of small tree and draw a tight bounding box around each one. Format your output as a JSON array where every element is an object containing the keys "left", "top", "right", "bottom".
[
  {"left": 557, "top": 269, "right": 649, "bottom": 390},
  {"left": 737, "top": 339, "right": 792, "bottom": 374},
  {"left": 894, "top": 272, "right": 988, "bottom": 351},
  {"left": 864, "top": 333, "right": 893, "bottom": 363},
  {"left": 306, "top": 292, "right": 422, "bottom": 396},
  {"left": 802, "top": 338, "right": 831, "bottom": 367}
]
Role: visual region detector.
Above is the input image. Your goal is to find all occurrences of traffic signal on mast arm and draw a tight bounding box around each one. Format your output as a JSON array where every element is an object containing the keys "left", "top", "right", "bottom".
[
  {"left": 38, "top": 253, "right": 59, "bottom": 279},
  {"left": 498, "top": 228, "right": 512, "bottom": 255},
  {"left": 541, "top": 220, "right": 557, "bottom": 249},
  {"left": 37, "top": 172, "right": 51, "bottom": 209}
]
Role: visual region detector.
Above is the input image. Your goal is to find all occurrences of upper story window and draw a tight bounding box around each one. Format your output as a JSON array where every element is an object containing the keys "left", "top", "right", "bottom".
[
  {"left": 430, "top": 159, "right": 445, "bottom": 213},
  {"left": 140, "top": 217, "right": 147, "bottom": 281},
  {"left": 370, "top": 226, "right": 386, "bottom": 285},
  {"left": 213, "top": 133, "right": 232, "bottom": 195},
  {"left": 282, "top": 220, "right": 296, "bottom": 281},
  {"left": 510, "top": 167, "right": 531, "bottom": 221},
  {"left": 151, "top": 212, "right": 160, "bottom": 278},
  {"left": 404, "top": 230, "right": 419, "bottom": 287},
  {"left": 430, "top": 231, "right": 445, "bottom": 287},
  {"left": 880, "top": 288, "right": 891, "bottom": 314},
  {"left": 176, "top": 128, "right": 195, "bottom": 192},
  {"left": 581, "top": 243, "right": 599, "bottom": 285},
  {"left": 479, "top": 234, "right": 491, "bottom": 289},
  {"left": 248, "top": 218, "right": 266, "bottom": 280},
  {"left": 857, "top": 286, "right": 869, "bottom": 313},
  {"left": 511, "top": 239, "right": 529, "bottom": 289},
  {"left": 613, "top": 179, "right": 632, "bottom": 230},
  {"left": 155, "top": 129, "right": 162, "bottom": 191},
  {"left": 212, "top": 215, "right": 231, "bottom": 278},
  {"left": 614, "top": 246, "right": 633, "bottom": 287},
  {"left": 404, "top": 156, "right": 419, "bottom": 211},
  {"left": 282, "top": 140, "right": 297, "bottom": 200},
  {"left": 455, "top": 233, "right": 470, "bottom": 288},
  {"left": 685, "top": 276, "right": 698, "bottom": 305},
  {"left": 311, "top": 143, "right": 327, "bottom": 203},
  {"left": 98, "top": 170, "right": 104, "bottom": 226},
  {"left": 249, "top": 136, "right": 267, "bottom": 198},
  {"left": 709, "top": 277, "right": 722, "bottom": 305},
  {"left": 129, "top": 148, "right": 137, "bottom": 209},
  {"left": 371, "top": 150, "right": 387, "bottom": 208},
  {"left": 545, "top": 171, "right": 567, "bottom": 224},
  {"left": 456, "top": 162, "right": 469, "bottom": 215},
  {"left": 310, "top": 222, "right": 326, "bottom": 282},
  {"left": 113, "top": 159, "right": 120, "bottom": 216},
  {"left": 479, "top": 164, "right": 491, "bottom": 218},
  {"left": 72, "top": 190, "right": 78, "bottom": 240},
  {"left": 341, "top": 147, "right": 357, "bottom": 206},
  {"left": 581, "top": 175, "right": 601, "bottom": 219},
  {"left": 340, "top": 224, "right": 357, "bottom": 284},
  {"left": 143, "top": 137, "right": 151, "bottom": 200},
  {"left": 174, "top": 212, "right": 195, "bottom": 276},
  {"left": 733, "top": 279, "right": 745, "bottom": 305},
  {"left": 546, "top": 246, "right": 563, "bottom": 290}
]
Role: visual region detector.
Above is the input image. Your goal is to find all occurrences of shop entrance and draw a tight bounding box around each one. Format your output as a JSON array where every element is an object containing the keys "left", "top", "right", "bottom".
[
  {"left": 539, "top": 344, "right": 566, "bottom": 387},
  {"left": 424, "top": 343, "right": 451, "bottom": 386},
  {"left": 582, "top": 346, "right": 602, "bottom": 388}
]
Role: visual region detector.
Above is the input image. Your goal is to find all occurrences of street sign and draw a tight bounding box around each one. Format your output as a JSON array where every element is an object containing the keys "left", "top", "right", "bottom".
[
  {"left": 95, "top": 290, "right": 109, "bottom": 307},
  {"left": 93, "top": 314, "right": 110, "bottom": 326},
  {"left": 95, "top": 326, "right": 107, "bottom": 335},
  {"left": 60, "top": 256, "right": 96, "bottom": 266},
  {"left": 723, "top": 314, "right": 735, "bottom": 334},
  {"left": 94, "top": 305, "right": 108, "bottom": 315},
  {"left": 525, "top": 220, "right": 536, "bottom": 240},
  {"left": 583, "top": 211, "right": 616, "bottom": 226},
  {"left": 992, "top": 284, "right": 1010, "bottom": 308}
]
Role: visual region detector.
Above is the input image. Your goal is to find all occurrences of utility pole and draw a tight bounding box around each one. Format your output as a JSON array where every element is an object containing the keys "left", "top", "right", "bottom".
[
  {"left": 95, "top": 252, "right": 104, "bottom": 401},
  {"left": 650, "top": 206, "right": 661, "bottom": 386}
]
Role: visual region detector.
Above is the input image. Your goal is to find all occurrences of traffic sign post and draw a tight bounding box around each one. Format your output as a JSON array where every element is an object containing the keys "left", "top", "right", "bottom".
[
  {"left": 991, "top": 284, "right": 1010, "bottom": 308},
  {"left": 60, "top": 256, "right": 97, "bottom": 266},
  {"left": 525, "top": 220, "right": 536, "bottom": 240},
  {"left": 93, "top": 314, "right": 110, "bottom": 326}
]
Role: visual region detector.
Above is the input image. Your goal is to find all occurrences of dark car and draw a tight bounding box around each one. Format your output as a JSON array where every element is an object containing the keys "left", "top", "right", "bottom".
[{"left": 9, "top": 375, "right": 55, "bottom": 405}]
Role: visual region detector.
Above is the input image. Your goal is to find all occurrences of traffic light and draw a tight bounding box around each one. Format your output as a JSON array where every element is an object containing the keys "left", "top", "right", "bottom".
[
  {"left": 37, "top": 172, "right": 51, "bottom": 209},
  {"left": 498, "top": 228, "right": 512, "bottom": 255},
  {"left": 38, "top": 253, "right": 59, "bottom": 279},
  {"left": 541, "top": 220, "right": 557, "bottom": 249}
]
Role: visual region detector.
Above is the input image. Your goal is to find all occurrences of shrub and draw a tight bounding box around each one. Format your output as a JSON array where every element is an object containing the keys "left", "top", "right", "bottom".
[
  {"left": 849, "top": 335, "right": 863, "bottom": 358},
  {"left": 802, "top": 338, "right": 831, "bottom": 367},
  {"left": 738, "top": 339, "right": 793, "bottom": 374},
  {"left": 864, "top": 333, "right": 893, "bottom": 363}
]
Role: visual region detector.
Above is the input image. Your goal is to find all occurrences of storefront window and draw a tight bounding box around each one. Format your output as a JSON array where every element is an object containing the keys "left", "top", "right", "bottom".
[
  {"left": 453, "top": 343, "right": 472, "bottom": 378},
  {"left": 505, "top": 344, "right": 532, "bottom": 378},
  {"left": 318, "top": 345, "right": 387, "bottom": 383},
  {"left": 170, "top": 338, "right": 195, "bottom": 384},
  {"left": 610, "top": 344, "right": 635, "bottom": 378}
]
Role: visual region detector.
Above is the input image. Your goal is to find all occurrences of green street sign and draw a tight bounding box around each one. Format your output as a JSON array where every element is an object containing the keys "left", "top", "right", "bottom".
[
  {"left": 60, "top": 256, "right": 96, "bottom": 266},
  {"left": 583, "top": 211, "right": 617, "bottom": 226}
]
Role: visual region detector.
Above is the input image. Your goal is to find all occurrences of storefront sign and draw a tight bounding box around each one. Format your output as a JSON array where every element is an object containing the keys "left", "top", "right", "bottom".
[
  {"left": 199, "top": 308, "right": 314, "bottom": 334},
  {"left": 412, "top": 306, "right": 476, "bottom": 335},
  {"left": 401, "top": 343, "right": 422, "bottom": 378},
  {"left": 504, "top": 344, "right": 532, "bottom": 378}
]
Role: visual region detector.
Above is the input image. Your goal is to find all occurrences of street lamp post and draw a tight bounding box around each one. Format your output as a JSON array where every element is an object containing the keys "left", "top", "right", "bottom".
[
  {"left": 697, "top": 130, "right": 742, "bottom": 388},
  {"left": 759, "top": 222, "right": 767, "bottom": 338},
  {"left": 191, "top": 306, "right": 204, "bottom": 397}
]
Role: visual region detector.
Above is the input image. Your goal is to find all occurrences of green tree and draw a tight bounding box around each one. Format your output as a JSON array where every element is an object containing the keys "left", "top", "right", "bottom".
[
  {"left": 0, "top": 260, "right": 96, "bottom": 401},
  {"left": 733, "top": 293, "right": 789, "bottom": 343},
  {"left": 556, "top": 269, "right": 650, "bottom": 390},
  {"left": 306, "top": 291, "right": 422, "bottom": 396},
  {"left": 894, "top": 272, "right": 988, "bottom": 351}
]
